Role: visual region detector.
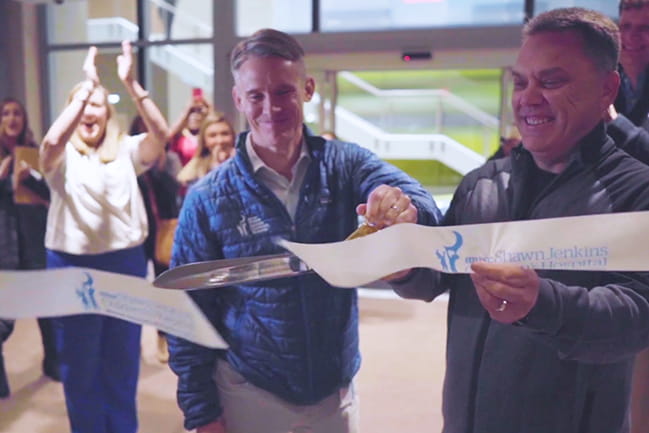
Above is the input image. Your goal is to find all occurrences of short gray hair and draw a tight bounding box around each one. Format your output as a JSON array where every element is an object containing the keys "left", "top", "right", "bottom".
[{"left": 230, "top": 28, "right": 305, "bottom": 74}]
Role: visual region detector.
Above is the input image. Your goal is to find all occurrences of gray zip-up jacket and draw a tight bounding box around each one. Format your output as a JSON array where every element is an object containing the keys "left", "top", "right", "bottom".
[{"left": 394, "top": 123, "right": 649, "bottom": 433}]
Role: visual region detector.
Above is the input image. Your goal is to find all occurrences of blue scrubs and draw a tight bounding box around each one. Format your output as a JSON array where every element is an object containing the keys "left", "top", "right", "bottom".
[{"left": 48, "top": 245, "right": 146, "bottom": 433}]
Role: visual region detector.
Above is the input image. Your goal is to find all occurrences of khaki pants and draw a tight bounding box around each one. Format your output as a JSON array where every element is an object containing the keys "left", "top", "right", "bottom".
[{"left": 214, "top": 359, "right": 359, "bottom": 433}]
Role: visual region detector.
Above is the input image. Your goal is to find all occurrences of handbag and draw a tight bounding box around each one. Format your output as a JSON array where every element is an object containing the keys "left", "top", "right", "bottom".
[
  {"left": 142, "top": 171, "right": 179, "bottom": 267},
  {"left": 154, "top": 217, "right": 178, "bottom": 266}
]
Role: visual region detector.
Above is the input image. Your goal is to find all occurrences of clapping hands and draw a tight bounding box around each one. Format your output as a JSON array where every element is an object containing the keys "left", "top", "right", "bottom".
[
  {"left": 117, "top": 40, "right": 134, "bottom": 84},
  {"left": 81, "top": 40, "right": 134, "bottom": 88}
]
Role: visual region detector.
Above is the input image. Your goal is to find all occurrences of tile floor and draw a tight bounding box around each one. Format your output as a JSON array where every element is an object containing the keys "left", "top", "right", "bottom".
[{"left": 0, "top": 294, "right": 447, "bottom": 432}]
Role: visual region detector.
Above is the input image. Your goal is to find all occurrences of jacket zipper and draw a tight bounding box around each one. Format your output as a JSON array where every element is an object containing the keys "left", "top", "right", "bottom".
[{"left": 294, "top": 191, "right": 316, "bottom": 398}]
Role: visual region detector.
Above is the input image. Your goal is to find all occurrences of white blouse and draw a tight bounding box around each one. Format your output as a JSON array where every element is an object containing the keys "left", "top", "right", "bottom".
[{"left": 44, "top": 134, "right": 150, "bottom": 255}]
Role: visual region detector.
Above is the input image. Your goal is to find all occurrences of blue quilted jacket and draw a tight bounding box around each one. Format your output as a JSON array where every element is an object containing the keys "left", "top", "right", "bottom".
[{"left": 167, "top": 128, "right": 441, "bottom": 430}]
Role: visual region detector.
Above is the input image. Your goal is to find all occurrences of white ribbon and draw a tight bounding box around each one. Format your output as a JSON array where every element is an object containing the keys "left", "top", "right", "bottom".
[
  {"left": 0, "top": 268, "right": 227, "bottom": 349},
  {"left": 278, "top": 211, "right": 649, "bottom": 288}
]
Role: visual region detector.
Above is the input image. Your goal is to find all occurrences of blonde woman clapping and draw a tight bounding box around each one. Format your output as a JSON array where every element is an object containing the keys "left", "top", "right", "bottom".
[{"left": 40, "top": 41, "right": 168, "bottom": 433}]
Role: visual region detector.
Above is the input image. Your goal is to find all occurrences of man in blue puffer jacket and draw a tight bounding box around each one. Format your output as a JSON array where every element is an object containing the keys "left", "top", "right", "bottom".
[{"left": 166, "top": 28, "right": 441, "bottom": 433}]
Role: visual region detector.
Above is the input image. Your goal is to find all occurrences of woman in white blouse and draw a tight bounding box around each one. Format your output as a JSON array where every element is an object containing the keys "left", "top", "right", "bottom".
[{"left": 40, "top": 41, "right": 168, "bottom": 433}]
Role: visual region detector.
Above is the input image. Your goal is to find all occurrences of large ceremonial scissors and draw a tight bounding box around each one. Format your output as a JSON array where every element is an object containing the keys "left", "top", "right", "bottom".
[
  {"left": 153, "top": 252, "right": 311, "bottom": 290},
  {"left": 153, "top": 222, "right": 378, "bottom": 290}
]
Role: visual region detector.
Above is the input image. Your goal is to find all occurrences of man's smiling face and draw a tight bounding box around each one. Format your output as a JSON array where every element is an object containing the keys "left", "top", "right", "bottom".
[
  {"left": 620, "top": 5, "right": 649, "bottom": 75},
  {"left": 232, "top": 56, "right": 314, "bottom": 154},
  {"left": 511, "top": 30, "right": 619, "bottom": 171}
]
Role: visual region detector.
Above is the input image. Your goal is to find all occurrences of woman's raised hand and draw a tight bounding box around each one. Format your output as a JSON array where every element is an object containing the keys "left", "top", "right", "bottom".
[
  {"left": 82, "top": 46, "right": 100, "bottom": 87},
  {"left": 117, "top": 40, "right": 134, "bottom": 84}
]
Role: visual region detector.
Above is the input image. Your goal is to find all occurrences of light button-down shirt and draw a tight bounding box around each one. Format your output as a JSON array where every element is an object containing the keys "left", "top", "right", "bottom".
[{"left": 245, "top": 134, "right": 311, "bottom": 221}]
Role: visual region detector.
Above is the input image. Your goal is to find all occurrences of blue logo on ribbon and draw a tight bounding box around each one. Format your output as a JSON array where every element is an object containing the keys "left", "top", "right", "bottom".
[
  {"left": 76, "top": 272, "right": 98, "bottom": 311},
  {"left": 436, "top": 231, "right": 463, "bottom": 272}
]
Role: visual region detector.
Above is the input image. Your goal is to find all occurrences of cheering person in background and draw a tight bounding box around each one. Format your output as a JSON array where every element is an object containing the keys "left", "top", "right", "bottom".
[
  {"left": 168, "top": 88, "right": 211, "bottom": 166},
  {"left": 0, "top": 97, "right": 59, "bottom": 399},
  {"left": 177, "top": 111, "right": 236, "bottom": 189},
  {"left": 40, "top": 41, "right": 168, "bottom": 433}
]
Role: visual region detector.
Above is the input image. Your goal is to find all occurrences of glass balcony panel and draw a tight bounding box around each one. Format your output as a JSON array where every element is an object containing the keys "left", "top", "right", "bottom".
[
  {"left": 320, "top": 0, "right": 526, "bottom": 32},
  {"left": 236, "top": 0, "right": 312, "bottom": 36},
  {"left": 47, "top": 0, "right": 138, "bottom": 45},
  {"left": 534, "top": 1, "right": 617, "bottom": 17},
  {"left": 147, "top": 0, "right": 213, "bottom": 41}
]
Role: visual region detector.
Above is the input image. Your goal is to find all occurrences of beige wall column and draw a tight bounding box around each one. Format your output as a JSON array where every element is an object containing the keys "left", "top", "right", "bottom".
[
  {"left": 2, "top": 2, "right": 44, "bottom": 140},
  {"left": 21, "top": 5, "right": 44, "bottom": 140},
  {"left": 214, "top": 0, "right": 239, "bottom": 131}
]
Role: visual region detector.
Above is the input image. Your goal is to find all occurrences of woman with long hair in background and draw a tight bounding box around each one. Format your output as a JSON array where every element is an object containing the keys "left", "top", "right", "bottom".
[
  {"left": 0, "top": 97, "right": 59, "bottom": 399},
  {"left": 176, "top": 111, "right": 236, "bottom": 189}
]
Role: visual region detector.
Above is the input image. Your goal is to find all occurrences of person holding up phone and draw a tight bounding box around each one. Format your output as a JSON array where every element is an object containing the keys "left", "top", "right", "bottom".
[
  {"left": 176, "top": 111, "right": 236, "bottom": 189},
  {"left": 168, "top": 87, "right": 212, "bottom": 167}
]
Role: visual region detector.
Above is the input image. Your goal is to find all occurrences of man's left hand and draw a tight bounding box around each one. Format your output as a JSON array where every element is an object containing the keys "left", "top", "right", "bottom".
[{"left": 470, "top": 262, "right": 540, "bottom": 324}]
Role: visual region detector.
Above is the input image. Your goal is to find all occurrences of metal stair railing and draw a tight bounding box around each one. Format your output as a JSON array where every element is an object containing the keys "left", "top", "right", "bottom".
[
  {"left": 86, "top": 17, "right": 138, "bottom": 43},
  {"left": 147, "top": 0, "right": 212, "bottom": 39},
  {"left": 333, "top": 104, "right": 485, "bottom": 175},
  {"left": 324, "top": 72, "right": 494, "bottom": 174},
  {"left": 339, "top": 71, "right": 498, "bottom": 129}
]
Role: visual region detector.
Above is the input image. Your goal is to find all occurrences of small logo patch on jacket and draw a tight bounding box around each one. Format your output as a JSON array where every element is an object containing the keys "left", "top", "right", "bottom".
[{"left": 237, "top": 215, "right": 270, "bottom": 237}]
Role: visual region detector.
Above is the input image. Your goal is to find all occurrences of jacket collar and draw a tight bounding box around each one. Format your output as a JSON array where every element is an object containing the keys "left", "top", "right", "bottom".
[
  {"left": 512, "top": 121, "right": 610, "bottom": 172},
  {"left": 234, "top": 125, "right": 325, "bottom": 175},
  {"left": 509, "top": 122, "right": 611, "bottom": 218}
]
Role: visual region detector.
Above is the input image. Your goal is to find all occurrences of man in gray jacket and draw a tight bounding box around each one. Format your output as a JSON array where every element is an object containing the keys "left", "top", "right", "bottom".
[{"left": 391, "top": 8, "right": 649, "bottom": 433}]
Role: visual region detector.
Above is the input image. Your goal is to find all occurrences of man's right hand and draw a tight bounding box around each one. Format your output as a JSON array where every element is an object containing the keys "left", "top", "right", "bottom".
[{"left": 197, "top": 418, "right": 226, "bottom": 433}]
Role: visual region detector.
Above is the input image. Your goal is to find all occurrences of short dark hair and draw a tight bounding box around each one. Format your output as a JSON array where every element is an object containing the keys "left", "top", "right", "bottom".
[
  {"left": 230, "top": 28, "right": 305, "bottom": 74},
  {"left": 523, "top": 7, "right": 620, "bottom": 73}
]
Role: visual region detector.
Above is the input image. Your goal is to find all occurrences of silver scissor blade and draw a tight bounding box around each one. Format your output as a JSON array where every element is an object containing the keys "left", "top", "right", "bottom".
[{"left": 153, "top": 253, "right": 312, "bottom": 290}]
